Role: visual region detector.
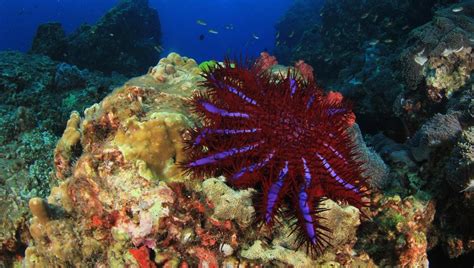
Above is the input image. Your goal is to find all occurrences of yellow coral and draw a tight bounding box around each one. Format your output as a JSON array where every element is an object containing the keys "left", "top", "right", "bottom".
[
  {"left": 114, "top": 112, "right": 192, "bottom": 181},
  {"left": 53, "top": 111, "right": 81, "bottom": 179},
  {"left": 149, "top": 52, "right": 201, "bottom": 83}
]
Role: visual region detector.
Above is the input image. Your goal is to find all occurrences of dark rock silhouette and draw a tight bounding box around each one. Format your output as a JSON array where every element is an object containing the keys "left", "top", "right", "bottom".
[{"left": 30, "top": 0, "right": 161, "bottom": 76}]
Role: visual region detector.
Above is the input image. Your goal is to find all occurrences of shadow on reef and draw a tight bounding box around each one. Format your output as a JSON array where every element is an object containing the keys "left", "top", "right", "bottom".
[
  {"left": 30, "top": 0, "right": 161, "bottom": 76},
  {"left": 428, "top": 244, "right": 474, "bottom": 267}
]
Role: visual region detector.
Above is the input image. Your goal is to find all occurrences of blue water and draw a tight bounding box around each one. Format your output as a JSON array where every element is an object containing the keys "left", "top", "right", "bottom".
[{"left": 0, "top": 0, "right": 293, "bottom": 63}]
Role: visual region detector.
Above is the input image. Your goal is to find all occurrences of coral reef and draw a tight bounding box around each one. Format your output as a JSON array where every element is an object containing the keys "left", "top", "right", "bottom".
[
  {"left": 0, "top": 51, "right": 125, "bottom": 265},
  {"left": 275, "top": 0, "right": 465, "bottom": 138},
  {"left": 30, "top": 0, "right": 162, "bottom": 76},
  {"left": 409, "top": 113, "right": 462, "bottom": 162},
  {"left": 29, "top": 22, "right": 67, "bottom": 61},
  {"left": 21, "top": 53, "right": 376, "bottom": 267},
  {"left": 1, "top": 0, "right": 471, "bottom": 263},
  {"left": 357, "top": 194, "right": 435, "bottom": 267},
  {"left": 400, "top": 3, "right": 473, "bottom": 93},
  {"left": 398, "top": 2, "right": 474, "bottom": 129},
  {"left": 0, "top": 51, "right": 126, "bottom": 135},
  {"left": 8, "top": 48, "right": 468, "bottom": 266},
  {"left": 273, "top": 0, "right": 324, "bottom": 64},
  {"left": 54, "top": 63, "right": 87, "bottom": 91},
  {"left": 447, "top": 126, "right": 474, "bottom": 193},
  {"left": 274, "top": 0, "right": 474, "bottom": 265}
]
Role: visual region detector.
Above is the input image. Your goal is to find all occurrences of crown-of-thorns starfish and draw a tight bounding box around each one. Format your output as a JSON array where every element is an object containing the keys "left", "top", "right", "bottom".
[{"left": 181, "top": 59, "right": 369, "bottom": 255}]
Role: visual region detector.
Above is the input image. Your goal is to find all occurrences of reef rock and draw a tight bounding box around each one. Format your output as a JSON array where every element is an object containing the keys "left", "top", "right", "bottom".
[
  {"left": 22, "top": 53, "right": 376, "bottom": 267},
  {"left": 54, "top": 63, "right": 87, "bottom": 91},
  {"left": 410, "top": 113, "right": 462, "bottom": 161},
  {"left": 29, "top": 22, "right": 67, "bottom": 61},
  {"left": 400, "top": 2, "right": 474, "bottom": 94},
  {"left": 0, "top": 51, "right": 125, "bottom": 266},
  {"left": 30, "top": 0, "right": 162, "bottom": 76},
  {"left": 436, "top": 125, "right": 474, "bottom": 258},
  {"left": 273, "top": 0, "right": 474, "bottom": 265},
  {"left": 397, "top": 2, "right": 474, "bottom": 130},
  {"left": 447, "top": 126, "right": 474, "bottom": 193},
  {"left": 0, "top": 51, "right": 126, "bottom": 135},
  {"left": 357, "top": 194, "right": 436, "bottom": 267}
]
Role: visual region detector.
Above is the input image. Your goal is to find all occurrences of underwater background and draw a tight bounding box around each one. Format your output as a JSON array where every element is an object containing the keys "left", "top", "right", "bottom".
[
  {"left": 0, "top": 0, "right": 473, "bottom": 267},
  {"left": 0, "top": 0, "right": 296, "bottom": 62}
]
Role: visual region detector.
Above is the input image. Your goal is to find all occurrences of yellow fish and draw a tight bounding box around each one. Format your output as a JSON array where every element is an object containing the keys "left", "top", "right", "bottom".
[{"left": 196, "top": 19, "right": 207, "bottom": 26}]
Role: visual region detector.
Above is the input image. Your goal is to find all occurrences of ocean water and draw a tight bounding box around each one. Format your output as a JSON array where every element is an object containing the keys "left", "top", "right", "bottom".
[{"left": 0, "top": 0, "right": 294, "bottom": 62}]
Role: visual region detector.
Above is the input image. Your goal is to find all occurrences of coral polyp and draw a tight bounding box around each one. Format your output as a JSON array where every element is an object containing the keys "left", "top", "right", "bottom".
[{"left": 182, "top": 60, "right": 369, "bottom": 254}]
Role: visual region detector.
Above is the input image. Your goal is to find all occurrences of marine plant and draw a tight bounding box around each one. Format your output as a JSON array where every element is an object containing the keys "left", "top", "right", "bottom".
[
  {"left": 198, "top": 60, "right": 218, "bottom": 72},
  {"left": 182, "top": 59, "right": 369, "bottom": 254}
]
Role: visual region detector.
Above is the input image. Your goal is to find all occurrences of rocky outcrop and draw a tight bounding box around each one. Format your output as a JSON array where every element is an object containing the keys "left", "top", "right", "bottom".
[{"left": 30, "top": 0, "right": 162, "bottom": 76}]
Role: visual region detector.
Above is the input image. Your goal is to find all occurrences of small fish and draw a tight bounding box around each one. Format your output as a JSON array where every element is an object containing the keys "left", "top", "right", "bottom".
[
  {"left": 460, "top": 180, "right": 474, "bottom": 192},
  {"left": 384, "top": 39, "right": 393, "bottom": 43},
  {"left": 225, "top": 24, "right": 234, "bottom": 30},
  {"left": 276, "top": 31, "right": 280, "bottom": 39},
  {"left": 442, "top": 46, "right": 464, "bottom": 57},
  {"left": 208, "top": 29, "right": 219, "bottom": 34},
  {"left": 199, "top": 34, "right": 205, "bottom": 41},
  {"left": 154, "top": 45, "right": 164, "bottom": 53},
  {"left": 402, "top": 25, "right": 410, "bottom": 30},
  {"left": 360, "top": 12, "right": 370, "bottom": 19},
  {"left": 335, "top": 31, "right": 341, "bottom": 37},
  {"left": 385, "top": 21, "right": 393, "bottom": 27},
  {"left": 252, "top": 33, "right": 260, "bottom": 40},
  {"left": 349, "top": 78, "right": 363, "bottom": 86},
  {"left": 373, "top": 14, "right": 379, "bottom": 22},
  {"left": 196, "top": 19, "right": 207, "bottom": 26},
  {"left": 276, "top": 41, "right": 280, "bottom": 46},
  {"left": 452, "top": 7, "right": 463, "bottom": 13},
  {"left": 369, "top": 39, "right": 379, "bottom": 46},
  {"left": 109, "top": 33, "right": 114, "bottom": 37},
  {"left": 414, "top": 48, "right": 428, "bottom": 66},
  {"left": 288, "top": 31, "right": 295, "bottom": 38}
]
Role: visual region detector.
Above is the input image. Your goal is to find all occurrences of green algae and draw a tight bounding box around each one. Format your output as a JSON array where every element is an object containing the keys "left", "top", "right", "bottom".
[{"left": 198, "top": 60, "right": 218, "bottom": 72}]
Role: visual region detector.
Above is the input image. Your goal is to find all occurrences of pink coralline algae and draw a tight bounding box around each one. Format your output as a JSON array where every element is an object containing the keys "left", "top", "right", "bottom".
[
  {"left": 255, "top": 52, "right": 278, "bottom": 71},
  {"left": 294, "top": 60, "right": 315, "bottom": 82}
]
